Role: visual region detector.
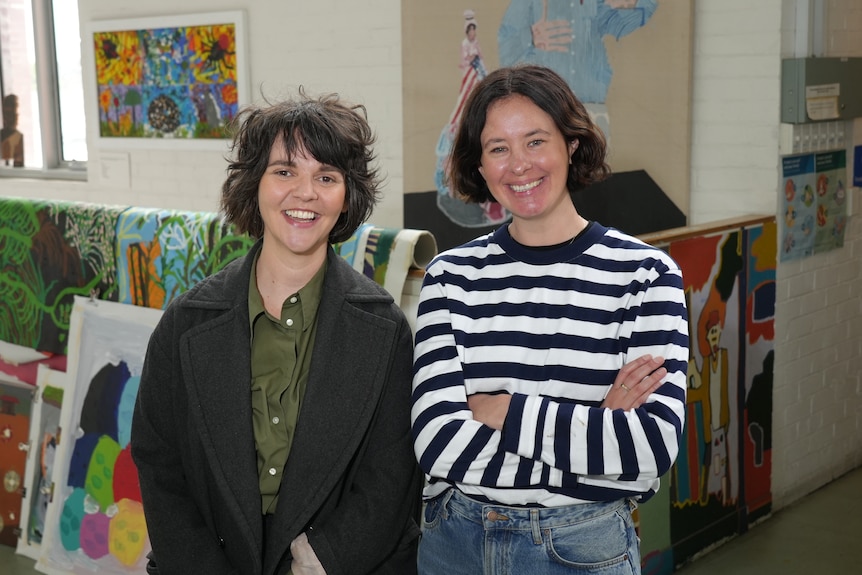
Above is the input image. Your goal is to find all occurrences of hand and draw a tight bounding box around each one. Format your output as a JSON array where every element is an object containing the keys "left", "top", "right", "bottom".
[
  {"left": 290, "top": 533, "right": 327, "bottom": 575},
  {"left": 606, "top": 0, "right": 639, "bottom": 8},
  {"left": 531, "top": 0, "right": 573, "bottom": 52},
  {"left": 467, "top": 393, "right": 511, "bottom": 430},
  {"left": 601, "top": 355, "right": 667, "bottom": 411}
]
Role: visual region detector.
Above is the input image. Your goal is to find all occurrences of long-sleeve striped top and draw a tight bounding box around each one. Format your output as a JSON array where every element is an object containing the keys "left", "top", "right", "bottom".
[{"left": 411, "top": 222, "right": 689, "bottom": 507}]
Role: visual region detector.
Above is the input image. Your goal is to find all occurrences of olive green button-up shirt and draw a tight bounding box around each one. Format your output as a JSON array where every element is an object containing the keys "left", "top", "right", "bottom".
[{"left": 248, "top": 256, "right": 325, "bottom": 515}]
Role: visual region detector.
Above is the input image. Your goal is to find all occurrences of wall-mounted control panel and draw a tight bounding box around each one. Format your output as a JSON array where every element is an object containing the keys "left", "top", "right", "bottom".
[{"left": 781, "top": 57, "right": 862, "bottom": 123}]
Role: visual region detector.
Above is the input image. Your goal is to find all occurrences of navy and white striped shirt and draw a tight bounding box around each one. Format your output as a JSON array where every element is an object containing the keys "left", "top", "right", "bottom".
[{"left": 411, "top": 222, "right": 688, "bottom": 506}]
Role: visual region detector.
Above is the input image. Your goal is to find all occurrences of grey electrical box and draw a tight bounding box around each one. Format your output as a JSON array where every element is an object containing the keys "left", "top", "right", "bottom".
[{"left": 781, "top": 57, "right": 862, "bottom": 123}]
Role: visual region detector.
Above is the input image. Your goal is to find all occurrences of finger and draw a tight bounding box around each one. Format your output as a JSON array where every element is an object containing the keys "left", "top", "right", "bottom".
[
  {"left": 616, "top": 355, "right": 655, "bottom": 381},
  {"left": 624, "top": 356, "right": 665, "bottom": 385}
]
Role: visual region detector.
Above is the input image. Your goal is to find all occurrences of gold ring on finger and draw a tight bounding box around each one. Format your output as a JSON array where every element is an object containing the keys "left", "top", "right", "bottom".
[{"left": 620, "top": 383, "right": 630, "bottom": 392}]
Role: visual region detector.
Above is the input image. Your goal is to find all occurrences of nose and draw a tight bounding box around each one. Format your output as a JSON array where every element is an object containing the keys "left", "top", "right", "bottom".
[
  {"left": 292, "top": 175, "right": 318, "bottom": 200},
  {"left": 511, "top": 150, "right": 531, "bottom": 175}
]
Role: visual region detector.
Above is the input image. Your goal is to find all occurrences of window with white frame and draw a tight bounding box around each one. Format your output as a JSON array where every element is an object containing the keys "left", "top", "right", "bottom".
[{"left": 0, "top": 0, "right": 86, "bottom": 174}]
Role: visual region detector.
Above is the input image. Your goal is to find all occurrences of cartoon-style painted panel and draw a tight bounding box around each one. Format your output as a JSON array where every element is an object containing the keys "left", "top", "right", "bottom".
[{"left": 639, "top": 220, "right": 776, "bottom": 574}]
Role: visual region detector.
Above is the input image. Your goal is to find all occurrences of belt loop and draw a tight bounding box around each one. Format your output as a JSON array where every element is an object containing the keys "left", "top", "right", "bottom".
[
  {"left": 440, "top": 487, "right": 456, "bottom": 520},
  {"left": 530, "top": 509, "right": 542, "bottom": 544}
]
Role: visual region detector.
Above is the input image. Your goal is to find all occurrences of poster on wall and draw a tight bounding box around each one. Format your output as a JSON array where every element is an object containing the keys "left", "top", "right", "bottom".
[
  {"left": 780, "top": 154, "right": 817, "bottom": 261},
  {"left": 780, "top": 151, "right": 847, "bottom": 262},
  {"left": 84, "top": 11, "right": 249, "bottom": 149},
  {"left": 812, "top": 151, "right": 847, "bottom": 253},
  {"left": 403, "top": 1, "right": 693, "bottom": 249},
  {"left": 36, "top": 297, "right": 163, "bottom": 575}
]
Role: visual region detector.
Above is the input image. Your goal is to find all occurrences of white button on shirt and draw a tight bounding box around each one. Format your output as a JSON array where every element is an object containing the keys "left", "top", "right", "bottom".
[
  {"left": 285, "top": 318, "right": 294, "bottom": 327},
  {"left": 272, "top": 416, "right": 280, "bottom": 425},
  {"left": 268, "top": 467, "right": 277, "bottom": 476}
]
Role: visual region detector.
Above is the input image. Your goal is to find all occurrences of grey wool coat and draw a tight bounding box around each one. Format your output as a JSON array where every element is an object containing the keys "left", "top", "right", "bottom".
[{"left": 131, "top": 240, "right": 422, "bottom": 575}]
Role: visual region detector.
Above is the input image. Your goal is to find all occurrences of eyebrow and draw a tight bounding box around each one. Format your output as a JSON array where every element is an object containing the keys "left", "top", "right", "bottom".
[
  {"left": 266, "top": 158, "right": 341, "bottom": 173},
  {"left": 482, "top": 128, "right": 552, "bottom": 147}
]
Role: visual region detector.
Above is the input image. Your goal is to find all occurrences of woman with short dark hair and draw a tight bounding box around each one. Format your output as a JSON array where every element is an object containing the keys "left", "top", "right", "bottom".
[{"left": 412, "top": 65, "right": 689, "bottom": 575}]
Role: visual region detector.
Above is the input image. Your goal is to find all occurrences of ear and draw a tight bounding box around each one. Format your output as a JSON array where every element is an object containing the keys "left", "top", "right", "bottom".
[
  {"left": 569, "top": 139, "right": 579, "bottom": 162},
  {"left": 478, "top": 165, "right": 486, "bottom": 179}
]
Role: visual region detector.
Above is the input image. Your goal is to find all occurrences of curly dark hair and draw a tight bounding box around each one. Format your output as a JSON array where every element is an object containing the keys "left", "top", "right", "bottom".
[
  {"left": 448, "top": 64, "right": 611, "bottom": 204},
  {"left": 220, "top": 90, "right": 381, "bottom": 244}
]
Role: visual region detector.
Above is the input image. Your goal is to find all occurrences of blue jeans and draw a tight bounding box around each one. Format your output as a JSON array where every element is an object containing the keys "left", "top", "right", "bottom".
[{"left": 417, "top": 489, "right": 641, "bottom": 575}]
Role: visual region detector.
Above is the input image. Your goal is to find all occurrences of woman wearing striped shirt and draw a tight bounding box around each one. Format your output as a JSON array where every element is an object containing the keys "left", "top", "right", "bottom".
[{"left": 411, "top": 64, "right": 689, "bottom": 574}]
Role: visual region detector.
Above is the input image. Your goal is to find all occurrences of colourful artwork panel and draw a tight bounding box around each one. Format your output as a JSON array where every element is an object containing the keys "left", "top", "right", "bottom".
[
  {"left": 0, "top": 382, "right": 33, "bottom": 547},
  {"left": 37, "top": 297, "right": 162, "bottom": 574},
  {"left": 115, "top": 207, "right": 255, "bottom": 309},
  {"left": 89, "top": 12, "right": 245, "bottom": 142},
  {"left": 16, "top": 365, "right": 65, "bottom": 560},
  {"left": 0, "top": 197, "right": 256, "bottom": 356},
  {"left": 637, "top": 220, "right": 775, "bottom": 574},
  {"left": 0, "top": 198, "right": 124, "bottom": 355}
]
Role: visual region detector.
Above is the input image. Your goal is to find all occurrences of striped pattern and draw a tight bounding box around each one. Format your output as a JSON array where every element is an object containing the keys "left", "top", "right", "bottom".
[
  {"left": 447, "top": 62, "right": 481, "bottom": 128},
  {"left": 411, "top": 223, "right": 689, "bottom": 507}
]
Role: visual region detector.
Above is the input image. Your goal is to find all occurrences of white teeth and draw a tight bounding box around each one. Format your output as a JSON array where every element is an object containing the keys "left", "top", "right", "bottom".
[
  {"left": 511, "top": 179, "right": 541, "bottom": 193},
  {"left": 285, "top": 209, "right": 316, "bottom": 220}
]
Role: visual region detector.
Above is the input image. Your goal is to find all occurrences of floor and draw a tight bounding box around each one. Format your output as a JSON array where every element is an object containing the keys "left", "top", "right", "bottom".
[
  {"left": 1, "top": 466, "right": 859, "bottom": 574},
  {"left": 673, "top": 464, "right": 862, "bottom": 574}
]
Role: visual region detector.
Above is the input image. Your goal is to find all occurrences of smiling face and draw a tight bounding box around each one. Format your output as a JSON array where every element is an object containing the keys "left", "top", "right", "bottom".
[
  {"left": 477, "top": 94, "right": 579, "bottom": 243},
  {"left": 258, "top": 135, "right": 347, "bottom": 262}
]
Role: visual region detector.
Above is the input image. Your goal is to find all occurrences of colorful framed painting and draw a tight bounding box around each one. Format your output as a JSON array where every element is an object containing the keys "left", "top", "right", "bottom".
[{"left": 84, "top": 11, "right": 248, "bottom": 149}]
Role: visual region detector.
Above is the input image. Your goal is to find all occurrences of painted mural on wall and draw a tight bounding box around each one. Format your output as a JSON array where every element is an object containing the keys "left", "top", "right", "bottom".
[
  {"left": 404, "top": 1, "right": 693, "bottom": 249},
  {"left": 637, "top": 220, "right": 776, "bottom": 573},
  {"left": 0, "top": 197, "right": 255, "bottom": 357},
  {"left": 498, "top": 0, "right": 656, "bottom": 142},
  {"left": 434, "top": 9, "right": 509, "bottom": 228}
]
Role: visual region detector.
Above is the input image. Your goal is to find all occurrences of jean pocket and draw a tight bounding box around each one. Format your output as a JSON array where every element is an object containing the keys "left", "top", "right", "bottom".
[
  {"left": 421, "top": 494, "right": 446, "bottom": 531},
  {"left": 544, "top": 509, "right": 633, "bottom": 571}
]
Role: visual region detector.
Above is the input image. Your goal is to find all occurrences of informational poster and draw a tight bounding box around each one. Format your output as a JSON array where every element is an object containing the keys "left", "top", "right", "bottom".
[
  {"left": 780, "top": 154, "right": 817, "bottom": 261},
  {"left": 812, "top": 151, "right": 848, "bottom": 254},
  {"left": 780, "top": 151, "right": 847, "bottom": 262}
]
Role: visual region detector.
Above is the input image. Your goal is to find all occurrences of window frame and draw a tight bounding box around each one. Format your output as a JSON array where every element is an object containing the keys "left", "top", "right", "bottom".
[{"left": 0, "top": 0, "right": 86, "bottom": 180}]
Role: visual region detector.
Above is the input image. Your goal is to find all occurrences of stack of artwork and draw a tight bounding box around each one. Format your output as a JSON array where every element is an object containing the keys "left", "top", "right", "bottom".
[{"left": 11, "top": 297, "right": 162, "bottom": 574}]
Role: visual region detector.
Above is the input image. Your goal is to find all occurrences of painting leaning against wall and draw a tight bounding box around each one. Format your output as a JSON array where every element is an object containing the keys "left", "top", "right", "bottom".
[{"left": 88, "top": 11, "right": 247, "bottom": 143}]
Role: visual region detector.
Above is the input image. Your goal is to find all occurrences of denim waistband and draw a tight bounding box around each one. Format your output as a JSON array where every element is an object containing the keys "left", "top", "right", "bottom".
[{"left": 440, "top": 488, "right": 632, "bottom": 532}]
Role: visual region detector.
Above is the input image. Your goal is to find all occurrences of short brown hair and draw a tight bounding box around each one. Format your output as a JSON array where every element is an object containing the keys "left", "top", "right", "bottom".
[
  {"left": 448, "top": 64, "right": 610, "bottom": 204},
  {"left": 220, "top": 90, "right": 381, "bottom": 243}
]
